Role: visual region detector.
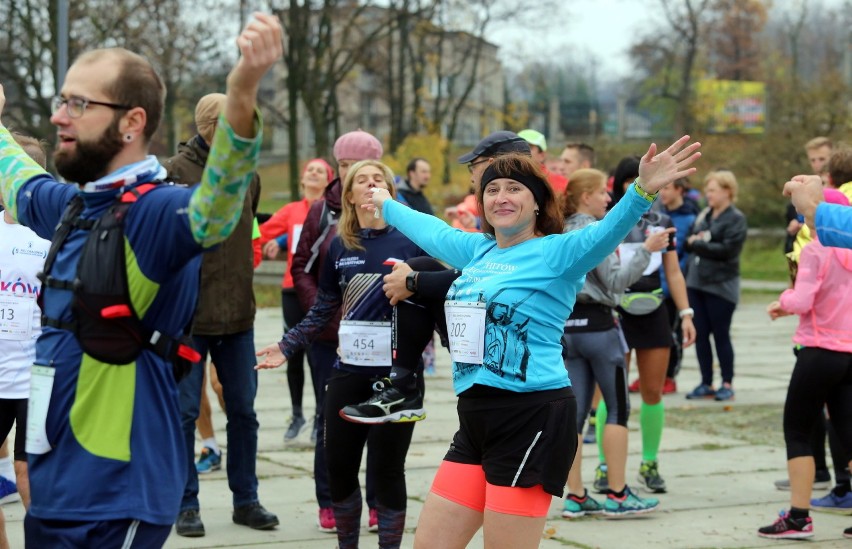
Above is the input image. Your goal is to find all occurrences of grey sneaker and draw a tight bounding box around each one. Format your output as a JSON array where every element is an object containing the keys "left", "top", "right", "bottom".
[
  {"left": 284, "top": 415, "right": 307, "bottom": 441},
  {"left": 637, "top": 460, "right": 667, "bottom": 493},
  {"left": 592, "top": 464, "right": 610, "bottom": 494}
]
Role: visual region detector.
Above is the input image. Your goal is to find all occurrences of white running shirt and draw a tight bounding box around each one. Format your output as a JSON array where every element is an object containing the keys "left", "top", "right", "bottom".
[{"left": 0, "top": 216, "right": 50, "bottom": 398}]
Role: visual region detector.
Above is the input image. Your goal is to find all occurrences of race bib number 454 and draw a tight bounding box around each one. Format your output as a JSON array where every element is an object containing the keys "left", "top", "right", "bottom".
[
  {"left": 338, "top": 320, "right": 392, "bottom": 366},
  {"left": 444, "top": 301, "right": 486, "bottom": 364}
]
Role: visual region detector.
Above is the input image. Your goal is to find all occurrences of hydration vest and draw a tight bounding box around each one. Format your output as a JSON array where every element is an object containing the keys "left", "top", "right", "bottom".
[{"left": 37, "top": 184, "right": 200, "bottom": 380}]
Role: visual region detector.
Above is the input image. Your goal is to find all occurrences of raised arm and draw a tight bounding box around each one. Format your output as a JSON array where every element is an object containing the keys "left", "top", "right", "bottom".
[
  {"left": 0, "top": 90, "right": 51, "bottom": 223},
  {"left": 187, "top": 13, "right": 283, "bottom": 248}
]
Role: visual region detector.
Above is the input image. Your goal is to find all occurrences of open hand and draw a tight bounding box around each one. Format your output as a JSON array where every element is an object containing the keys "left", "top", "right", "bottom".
[
  {"left": 256, "top": 342, "right": 287, "bottom": 369},
  {"left": 638, "top": 136, "right": 702, "bottom": 194}
]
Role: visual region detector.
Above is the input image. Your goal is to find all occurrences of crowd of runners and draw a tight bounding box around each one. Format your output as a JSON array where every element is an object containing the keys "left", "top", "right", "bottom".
[{"left": 3, "top": 9, "right": 852, "bottom": 549}]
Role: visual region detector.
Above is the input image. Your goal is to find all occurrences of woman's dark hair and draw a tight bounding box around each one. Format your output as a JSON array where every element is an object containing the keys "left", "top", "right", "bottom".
[
  {"left": 475, "top": 153, "right": 563, "bottom": 237},
  {"left": 610, "top": 156, "right": 640, "bottom": 205}
]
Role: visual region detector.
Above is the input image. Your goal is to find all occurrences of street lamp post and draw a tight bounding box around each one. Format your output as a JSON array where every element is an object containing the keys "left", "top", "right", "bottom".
[{"left": 56, "top": 0, "right": 69, "bottom": 92}]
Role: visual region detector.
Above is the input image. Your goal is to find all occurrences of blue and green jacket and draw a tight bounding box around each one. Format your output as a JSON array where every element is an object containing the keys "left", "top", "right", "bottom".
[{"left": 0, "top": 114, "right": 261, "bottom": 525}]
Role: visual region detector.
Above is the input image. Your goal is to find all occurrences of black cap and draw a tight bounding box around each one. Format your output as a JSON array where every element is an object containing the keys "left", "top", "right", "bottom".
[{"left": 457, "top": 131, "right": 531, "bottom": 164}]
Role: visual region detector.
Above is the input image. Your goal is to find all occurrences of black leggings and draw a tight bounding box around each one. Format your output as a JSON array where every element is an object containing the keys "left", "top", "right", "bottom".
[
  {"left": 324, "top": 371, "right": 415, "bottom": 509},
  {"left": 784, "top": 347, "right": 852, "bottom": 463},
  {"left": 0, "top": 398, "right": 27, "bottom": 461},
  {"left": 391, "top": 257, "right": 450, "bottom": 376},
  {"left": 282, "top": 289, "right": 315, "bottom": 412}
]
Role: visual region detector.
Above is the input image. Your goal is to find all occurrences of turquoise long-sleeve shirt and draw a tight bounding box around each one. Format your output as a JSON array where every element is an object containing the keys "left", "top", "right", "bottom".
[
  {"left": 817, "top": 202, "right": 852, "bottom": 250},
  {"left": 383, "top": 184, "right": 653, "bottom": 395}
]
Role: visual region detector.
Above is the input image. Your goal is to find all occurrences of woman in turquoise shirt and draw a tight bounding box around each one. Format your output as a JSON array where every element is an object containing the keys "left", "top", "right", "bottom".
[{"left": 365, "top": 137, "right": 700, "bottom": 549}]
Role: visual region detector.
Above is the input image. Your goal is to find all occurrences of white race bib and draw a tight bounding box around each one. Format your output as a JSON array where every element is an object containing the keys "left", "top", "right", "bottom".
[
  {"left": 445, "top": 301, "right": 486, "bottom": 364},
  {"left": 338, "top": 320, "right": 392, "bottom": 366},
  {"left": 26, "top": 365, "right": 54, "bottom": 455},
  {"left": 0, "top": 295, "right": 34, "bottom": 341},
  {"left": 290, "top": 224, "right": 303, "bottom": 255}
]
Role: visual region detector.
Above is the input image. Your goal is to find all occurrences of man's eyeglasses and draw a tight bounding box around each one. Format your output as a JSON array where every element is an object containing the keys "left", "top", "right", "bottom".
[
  {"left": 467, "top": 159, "right": 489, "bottom": 173},
  {"left": 51, "top": 96, "right": 133, "bottom": 119}
]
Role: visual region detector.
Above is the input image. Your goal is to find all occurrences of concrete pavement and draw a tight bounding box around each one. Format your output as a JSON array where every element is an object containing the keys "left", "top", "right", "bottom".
[{"left": 5, "top": 297, "right": 851, "bottom": 548}]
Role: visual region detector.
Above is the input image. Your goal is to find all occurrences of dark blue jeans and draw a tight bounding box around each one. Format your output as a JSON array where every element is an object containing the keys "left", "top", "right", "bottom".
[
  {"left": 688, "top": 288, "right": 737, "bottom": 385},
  {"left": 179, "top": 329, "right": 259, "bottom": 510}
]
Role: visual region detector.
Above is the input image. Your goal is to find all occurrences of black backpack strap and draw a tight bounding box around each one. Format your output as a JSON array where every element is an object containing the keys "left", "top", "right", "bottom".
[
  {"left": 37, "top": 196, "right": 87, "bottom": 330},
  {"left": 39, "top": 196, "right": 86, "bottom": 283}
]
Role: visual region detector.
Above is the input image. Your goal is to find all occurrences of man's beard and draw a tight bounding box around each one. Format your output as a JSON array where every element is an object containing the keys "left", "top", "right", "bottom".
[{"left": 54, "top": 119, "right": 124, "bottom": 184}]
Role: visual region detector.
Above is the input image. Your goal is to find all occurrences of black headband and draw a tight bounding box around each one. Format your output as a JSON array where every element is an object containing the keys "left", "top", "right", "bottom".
[{"left": 481, "top": 164, "right": 549, "bottom": 208}]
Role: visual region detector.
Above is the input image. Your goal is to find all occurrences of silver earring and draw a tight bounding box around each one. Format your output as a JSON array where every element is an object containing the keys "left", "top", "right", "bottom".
[
  {"left": 535, "top": 209, "right": 540, "bottom": 216},
  {"left": 124, "top": 134, "right": 133, "bottom": 142}
]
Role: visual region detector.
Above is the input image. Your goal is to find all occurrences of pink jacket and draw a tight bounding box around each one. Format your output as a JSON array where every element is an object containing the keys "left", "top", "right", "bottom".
[{"left": 780, "top": 238, "right": 852, "bottom": 353}]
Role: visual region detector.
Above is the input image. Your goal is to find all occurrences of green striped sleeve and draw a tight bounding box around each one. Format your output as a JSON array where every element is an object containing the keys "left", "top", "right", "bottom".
[
  {"left": 188, "top": 110, "right": 263, "bottom": 248},
  {"left": 0, "top": 125, "right": 49, "bottom": 222}
]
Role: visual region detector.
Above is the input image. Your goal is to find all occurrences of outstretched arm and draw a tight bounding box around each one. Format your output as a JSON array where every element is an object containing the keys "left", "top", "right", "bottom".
[{"left": 187, "top": 13, "right": 283, "bottom": 248}]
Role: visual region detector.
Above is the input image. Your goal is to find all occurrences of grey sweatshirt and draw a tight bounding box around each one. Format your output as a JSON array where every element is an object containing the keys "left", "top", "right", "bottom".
[{"left": 564, "top": 213, "right": 651, "bottom": 308}]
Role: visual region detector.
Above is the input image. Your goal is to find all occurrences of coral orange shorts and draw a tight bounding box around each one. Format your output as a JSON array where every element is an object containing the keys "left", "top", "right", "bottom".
[{"left": 430, "top": 461, "right": 552, "bottom": 517}]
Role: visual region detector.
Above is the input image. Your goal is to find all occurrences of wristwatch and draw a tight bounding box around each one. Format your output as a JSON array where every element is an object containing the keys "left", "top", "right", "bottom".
[{"left": 405, "top": 271, "right": 419, "bottom": 293}]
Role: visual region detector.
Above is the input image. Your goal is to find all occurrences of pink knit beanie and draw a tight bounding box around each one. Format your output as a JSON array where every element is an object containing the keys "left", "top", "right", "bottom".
[{"left": 332, "top": 130, "right": 383, "bottom": 161}]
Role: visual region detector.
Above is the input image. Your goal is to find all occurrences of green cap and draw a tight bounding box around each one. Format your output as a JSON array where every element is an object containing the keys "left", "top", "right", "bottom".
[{"left": 518, "top": 129, "right": 547, "bottom": 152}]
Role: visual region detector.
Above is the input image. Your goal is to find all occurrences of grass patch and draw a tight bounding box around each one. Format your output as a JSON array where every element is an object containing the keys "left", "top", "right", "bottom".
[
  {"left": 740, "top": 235, "right": 789, "bottom": 282},
  {"left": 665, "top": 403, "right": 785, "bottom": 447},
  {"left": 254, "top": 284, "right": 281, "bottom": 309}
]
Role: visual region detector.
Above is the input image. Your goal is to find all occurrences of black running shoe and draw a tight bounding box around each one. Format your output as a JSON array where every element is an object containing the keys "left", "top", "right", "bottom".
[
  {"left": 339, "top": 378, "right": 426, "bottom": 424},
  {"left": 757, "top": 510, "right": 813, "bottom": 539}
]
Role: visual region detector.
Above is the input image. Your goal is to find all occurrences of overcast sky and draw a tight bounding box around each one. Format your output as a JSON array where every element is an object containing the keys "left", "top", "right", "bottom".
[
  {"left": 490, "top": 0, "right": 846, "bottom": 78},
  {"left": 493, "top": 0, "right": 650, "bottom": 76}
]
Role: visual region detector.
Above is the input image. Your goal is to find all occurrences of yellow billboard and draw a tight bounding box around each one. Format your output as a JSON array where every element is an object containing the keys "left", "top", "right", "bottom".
[{"left": 695, "top": 80, "right": 766, "bottom": 134}]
